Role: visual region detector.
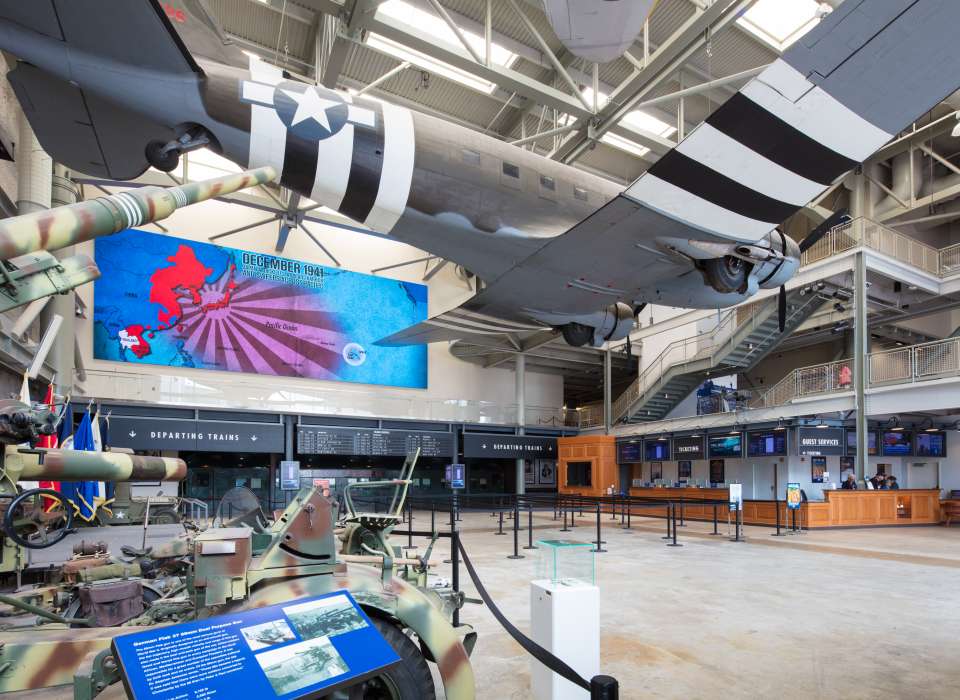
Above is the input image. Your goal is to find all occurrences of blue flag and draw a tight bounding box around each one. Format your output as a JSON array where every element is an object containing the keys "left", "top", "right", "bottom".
[{"left": 62, "top": 410, "right": 99, "bottom": 521}]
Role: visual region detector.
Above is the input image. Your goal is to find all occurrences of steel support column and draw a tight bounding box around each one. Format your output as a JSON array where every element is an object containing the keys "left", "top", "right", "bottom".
[
  {"left": 515, "top": 352, "right": 526, "bottom": 496},
  {"left": 853, "top": 251, "right": 868, "bottom": 480},
  {"left": 603, "top": 348, "right": 612, "bottom": 434}
]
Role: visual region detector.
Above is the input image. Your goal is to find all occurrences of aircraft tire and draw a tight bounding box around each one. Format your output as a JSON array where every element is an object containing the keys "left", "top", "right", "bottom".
[
  {"left": 145, "top": 140, "right": 181, "bottom": 172},
  {"left": 703, "top": 256, "right": 749, "bottom": 294}
]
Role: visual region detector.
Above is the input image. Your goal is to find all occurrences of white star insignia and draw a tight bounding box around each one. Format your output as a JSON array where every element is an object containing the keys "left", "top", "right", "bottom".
[{"left": 282, "top": 88, "right": 341, "bottom": 132}]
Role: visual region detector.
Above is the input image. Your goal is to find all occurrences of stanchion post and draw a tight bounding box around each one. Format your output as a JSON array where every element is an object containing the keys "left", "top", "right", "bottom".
[
  {"left": 711, "top": 503, "right": 720, "bottom": 535},
  {"left": 508, "top": 499, "right": 524, "bottom": 559},
  {"left": 773, "top": 496, "right": 782, "bottom": 537},
  {"left": 668, "top": 503, "right": 683, "bottom": 547},
  {"left": 524, "top": 502, "right": 537, "bottom": 550},
  {"left": 561, "top": 502, "right": 570, "bottom": 532},
  {"left": 679, "top": 499, "right": 685, "bottom": 527},
  {"left": 590, "top": 675, "right": 619, "bottom": 700},
  {"left": 451, "top": 527, "right": 461, "bottom": 627},
  {"left": 496, "top": 509, "right": 505, "bottom": 535},
  {"left": 662, "top": 502, "right": 671, "bottom": 540},
  {"left": 593, "top": 504, "right": 606, "bottom": 553},
  {"left": 431, "top": 500, "right": 436, "bottom": 535}
]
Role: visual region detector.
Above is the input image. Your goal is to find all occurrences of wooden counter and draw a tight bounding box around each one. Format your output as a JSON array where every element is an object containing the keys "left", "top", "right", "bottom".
[{"left": 615, "top": 487, "right": 941, "bottom": 528}]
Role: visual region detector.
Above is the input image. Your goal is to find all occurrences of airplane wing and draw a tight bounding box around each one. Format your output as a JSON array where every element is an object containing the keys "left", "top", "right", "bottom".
[
  {"left": 382, "top": 0, "right": 960, "bottom": 345},
  {"left": 0, "top": 0, "right": 201, "bottom": 179}
]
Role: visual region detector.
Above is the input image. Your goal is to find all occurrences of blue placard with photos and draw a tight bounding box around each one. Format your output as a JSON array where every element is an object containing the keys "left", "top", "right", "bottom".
[{"left": 112, "top": 590, "right": 400, "bottom": 699}]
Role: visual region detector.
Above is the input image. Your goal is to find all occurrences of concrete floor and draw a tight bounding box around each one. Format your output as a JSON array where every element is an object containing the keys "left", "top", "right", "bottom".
[{"left": 427, "top": 509, "right": 960, "bottom": 700}]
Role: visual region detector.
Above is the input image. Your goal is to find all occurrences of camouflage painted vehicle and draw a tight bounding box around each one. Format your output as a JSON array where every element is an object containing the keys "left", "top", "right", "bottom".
[
  {"left": 0, "top": 447, "right": 476, "bottom": 699},
  {"left": 0, "top": 165, "right": 275, "bottom": 313}
]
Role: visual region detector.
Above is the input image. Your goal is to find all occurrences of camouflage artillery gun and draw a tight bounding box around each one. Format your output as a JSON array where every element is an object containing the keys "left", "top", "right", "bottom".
[
  {"left": 0, "top": 447, "right": 476, "bottom": 699},
  {"left": 0, "top": 165, "right": 275, "bottom": 312}
]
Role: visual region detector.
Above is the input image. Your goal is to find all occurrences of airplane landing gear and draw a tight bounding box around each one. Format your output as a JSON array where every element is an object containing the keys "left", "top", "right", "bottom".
[
  {"left": 145, "top": 127, "right": 212, "bottom": 172},
  {"left": 703, "top": 255, "right": 750, "bottom": 294},
  {"left": 560, "top": 322, "right": 593, "bottom": 347}
]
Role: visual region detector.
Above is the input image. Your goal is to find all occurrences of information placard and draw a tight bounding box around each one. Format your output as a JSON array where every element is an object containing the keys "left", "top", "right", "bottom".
[
  {"left": 113, "top": 591, "right": 399, "bottom": 699},
  {"left": 786, "top": 483, "right": 802, "bottom": 510}
]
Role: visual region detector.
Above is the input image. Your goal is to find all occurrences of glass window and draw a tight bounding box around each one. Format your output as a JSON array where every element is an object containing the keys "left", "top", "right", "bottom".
[
  {"left": 462, "top": 148, "right": 480, "bottom": 166},
  {"left": 502, "top": 162, "right": 520, "bottom": 178},
  {"left": 539, "top": 174, "right": 556, "bottom": 191},
  {"left": 574, "top": 186, "right": 589, "bottom": 201}
]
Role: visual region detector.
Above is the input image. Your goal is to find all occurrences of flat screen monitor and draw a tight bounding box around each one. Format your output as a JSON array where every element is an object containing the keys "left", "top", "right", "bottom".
[
  {"left": 880, "top": 430, "right": 913, "bottom": 456},
  {"left": 915, "top": 431, "right": 947, "bottom": 457},
  {"left": 747, "top": 430, "right": 787, "bottom": 457},
  {"left": 846, "top": 430, "right": 877, "bottom": 456},
  {"left": 617, "top": 441, "right": 642, "bottom": 463},
  {"left": 708, "top": 434, "right": 742, "bottom": 458},
  {"left": 644, "top": 440, "right": 670, "bottom": 461}
]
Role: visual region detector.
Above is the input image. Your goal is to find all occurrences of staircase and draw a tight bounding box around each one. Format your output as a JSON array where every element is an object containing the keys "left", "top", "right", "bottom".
[{"left": 613, "top": 288, "right": 828, "bottom": 424}]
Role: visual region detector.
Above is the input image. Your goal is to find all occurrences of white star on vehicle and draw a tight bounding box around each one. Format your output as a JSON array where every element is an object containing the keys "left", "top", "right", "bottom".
[{"left": 282, "top": 88, "right": 341, "bottom": 132}]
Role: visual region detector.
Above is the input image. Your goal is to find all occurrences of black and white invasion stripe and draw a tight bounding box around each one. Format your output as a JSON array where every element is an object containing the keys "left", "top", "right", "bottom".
[
  {"left": 624, "top": 58, "right": 893, "bottom": 243},
  {"left": 241, "top": 56, "right": 414, "bottom": 234}
]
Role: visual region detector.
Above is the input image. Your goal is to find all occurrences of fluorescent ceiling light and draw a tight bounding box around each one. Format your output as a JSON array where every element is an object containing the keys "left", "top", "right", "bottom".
[
  {"left": 737, "top": 0, "right": 828, "bottom": 51},
  {"left": 372, "top": 0, "right": 517, "bottom": 94}
]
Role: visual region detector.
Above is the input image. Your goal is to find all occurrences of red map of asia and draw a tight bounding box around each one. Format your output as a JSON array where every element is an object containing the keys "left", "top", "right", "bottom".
[{"left": 118, "top": 244, "right": 342, "bottom": 378}]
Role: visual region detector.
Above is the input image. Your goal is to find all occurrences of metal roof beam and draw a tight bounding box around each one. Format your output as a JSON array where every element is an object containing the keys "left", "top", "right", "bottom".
[
  {"left": 358, "top": 12, "right": 671, "bottom": 155},
  {"left": 549, "top": 0, "right": 758, "bottom": 164}
]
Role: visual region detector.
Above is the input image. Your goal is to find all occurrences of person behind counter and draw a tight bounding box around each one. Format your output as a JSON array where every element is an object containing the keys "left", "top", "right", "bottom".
[
  {"left": 841, "top": 474, "right": 858, "bottom": 490},
  {"left": 868, "top": 473, "right": 886, "bottom": 490},
  {"left": 886, "top": 475, "right": 900, "bottom": 490}
]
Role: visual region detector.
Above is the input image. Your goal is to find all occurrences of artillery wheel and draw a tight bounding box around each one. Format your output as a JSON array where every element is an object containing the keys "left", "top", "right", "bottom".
[
  {"left": 2, "top": 488, "right": 73, "bottom": 549},
  {"left": 328, "top": 617, "right": 436, "bottom": 699}
]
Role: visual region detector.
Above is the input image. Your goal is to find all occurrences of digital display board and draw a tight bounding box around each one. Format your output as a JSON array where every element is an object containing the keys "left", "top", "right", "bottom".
[
  {"left": 915, "top": 431, "right": 947, "bottom": 457},
  {"left": 297, "top": 426, "right": 453, "bottom": 457},
  {"left": 797, "top": 427, "right": 845, "bottom": 456},
  {"left": 616, "top": 441, "right": 642, "bottom": 463},
  {"left": 747, "top": 430, "right": 787, "bottom": 457},
  {"left": 644, "top": 439, "right": 671, "bottom": 461},
  {"left": 673, "top": 435, "right": 705, "bottom": 460},
  {"left": 94, "top": 229, "right": 428, "bottom": 388},
  {"left": 708, "top": 434, "right": 742, "bottom": 458},
  {"left": 846, "top": 430, "right": 878, "bottom": 456},
  {"left": 881, "top": 430, "right": 913, "bottom": 456}
]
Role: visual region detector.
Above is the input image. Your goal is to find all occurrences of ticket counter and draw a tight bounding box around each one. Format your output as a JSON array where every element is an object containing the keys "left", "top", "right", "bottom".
[{"left": 619, "top": 486, "right": 941, "bottom": 528}]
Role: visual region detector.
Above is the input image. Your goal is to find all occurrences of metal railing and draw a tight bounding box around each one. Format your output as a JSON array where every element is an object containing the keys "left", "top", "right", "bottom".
[
  {"left": 801, "top": 217, "right": 948, "bottom": 276},
  {"left": 612, "top": 297, "right": 773, "bottom": 422},
  {"left": 748, "top": 336, "right": 960, "bottom": 410}
]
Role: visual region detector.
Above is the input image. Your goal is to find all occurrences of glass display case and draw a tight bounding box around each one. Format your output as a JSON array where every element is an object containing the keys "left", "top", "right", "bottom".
[{"left": 535, "top": 539, "right": 596, "bottom": 586}]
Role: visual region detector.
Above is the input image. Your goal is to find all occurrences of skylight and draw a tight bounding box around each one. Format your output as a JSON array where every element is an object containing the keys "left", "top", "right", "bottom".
[
  {"left": 371, "top": 0, "right": 517, "bottom": 94},
  {"left": 737, "top": 0, "right": 829, "bottom": 51},
  {"left": 577, "top": 88, "right": 676, "bottom": 158}
]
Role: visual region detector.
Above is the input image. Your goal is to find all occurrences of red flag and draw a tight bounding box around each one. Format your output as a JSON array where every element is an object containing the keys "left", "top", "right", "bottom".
[{"left": 37, "top": 385, "right": 60, "bottom": 497}]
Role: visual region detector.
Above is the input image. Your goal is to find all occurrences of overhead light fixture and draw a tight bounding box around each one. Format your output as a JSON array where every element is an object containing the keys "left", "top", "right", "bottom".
[
  {"left": 886, "top": 416, "right": 903, "bottom": 432},
  {"left": 953, "top": 113, "right": 960, "bottom": 138},
  {"left": 834, "top": 303, "right": 846, "bottom": 313},
  {"left": 369, "top": 1, "right": 517, "bottom": 94}
]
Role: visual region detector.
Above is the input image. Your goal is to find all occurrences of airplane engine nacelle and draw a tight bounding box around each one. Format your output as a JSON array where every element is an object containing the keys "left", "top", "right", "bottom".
[
  {"left": 560, "top": 302, "right": 634, "bottom": 347},
  {"left": 750, "top": 232, "right": 801, "bottom": 290}
]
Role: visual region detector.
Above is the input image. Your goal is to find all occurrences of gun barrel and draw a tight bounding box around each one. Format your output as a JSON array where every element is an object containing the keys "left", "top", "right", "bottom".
[
  {"left": 0, "top": 166, "right": 277, "bottom": 260},
  {"left": 20, "top": 450, "right": 186, "bottom": 482}
]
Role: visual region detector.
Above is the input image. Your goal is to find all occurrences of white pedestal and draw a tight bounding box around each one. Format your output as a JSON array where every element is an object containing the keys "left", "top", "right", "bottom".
[{"left": 530, "top": 579, "right": 599, "bottom": 700}]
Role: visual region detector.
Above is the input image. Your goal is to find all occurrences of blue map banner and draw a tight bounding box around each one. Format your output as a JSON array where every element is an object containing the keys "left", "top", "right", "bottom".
[
  {"left": 93, "top": 229, "right": 428, "bottom": 388},
  {"left": 112, "top": 590, "right": 400, "bottom": 699}
]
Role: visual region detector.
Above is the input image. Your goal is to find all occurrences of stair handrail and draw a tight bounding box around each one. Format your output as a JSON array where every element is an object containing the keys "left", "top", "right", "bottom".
[
  {"left": 614, "top": 287, "right": 829, "bottom": 422},
  {"left": 612, "top": 296, "right": 775, "bottom": 421}
]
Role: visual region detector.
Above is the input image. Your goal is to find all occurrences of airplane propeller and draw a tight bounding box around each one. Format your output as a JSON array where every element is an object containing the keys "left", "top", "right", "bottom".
[{"left": 776, "top": 210, "right": 851, "bottom": 333}]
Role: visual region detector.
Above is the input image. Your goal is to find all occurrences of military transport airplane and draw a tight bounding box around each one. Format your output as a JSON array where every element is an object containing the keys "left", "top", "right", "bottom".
[{"left": 0, "top": 1, "right": 958, "bottom": 348}]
